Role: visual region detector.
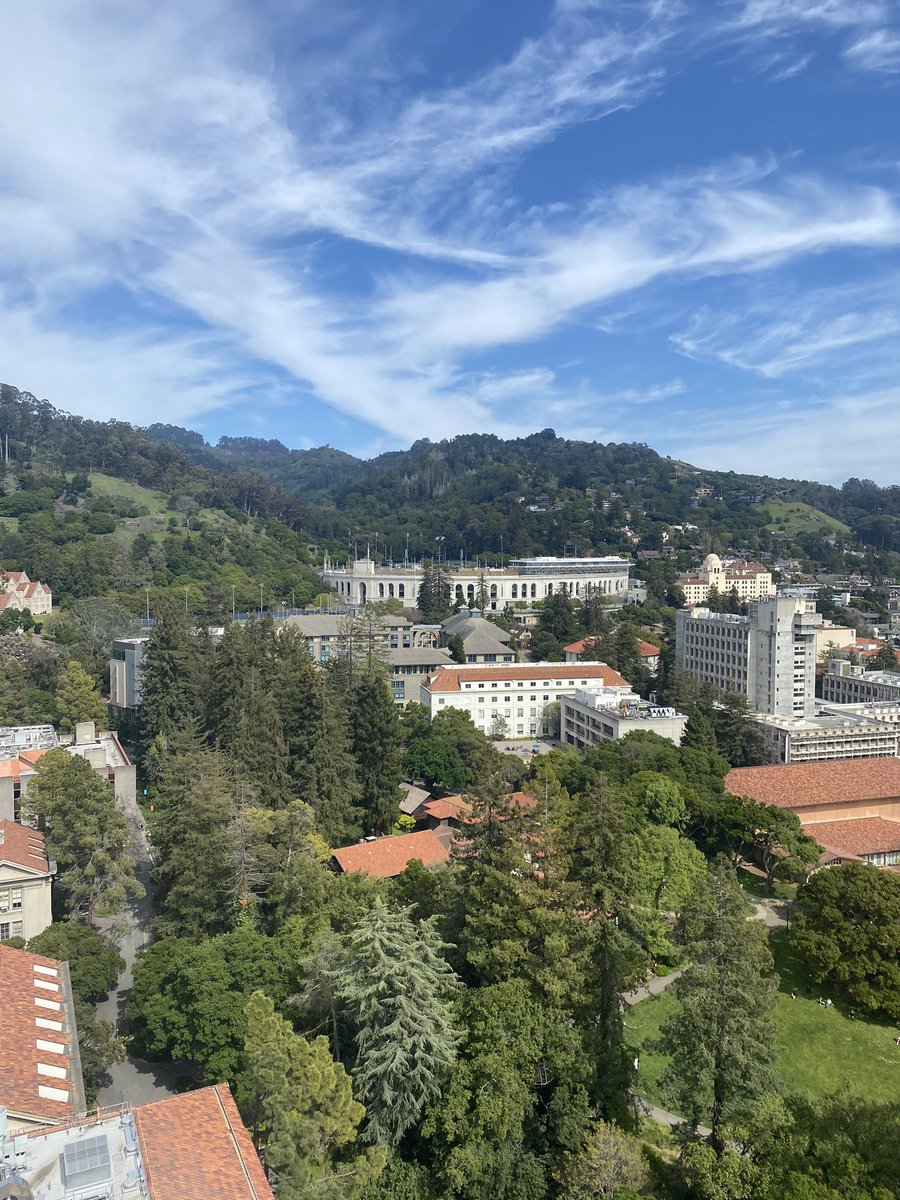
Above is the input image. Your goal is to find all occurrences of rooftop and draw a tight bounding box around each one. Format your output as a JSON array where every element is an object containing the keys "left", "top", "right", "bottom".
[
  {"left": 0, "top": 821, "right": 50, "bottom": 874},
  {"left": 332, "top": 829, "right": 451, "bottom": 876},
  {"left": 0, "top": 724, "right": 57, "bottom": 760},
  {"left": 564, "top": 636, "right": 659, "bottom": 658},
  {"left": 725, "top": 757, "right": 900, "bottom": 809},
  {"left": 804, "top": 816, "right": 900, "bottom": 858},
  {"left": 389, "top": 647, "right": 454, "bottom": 667},
  {"left": 0, "top": 943, "right": 83, "bottom": 1125},
  {"left": 423, "top": 663, "right": 630, "bottom": 692}
]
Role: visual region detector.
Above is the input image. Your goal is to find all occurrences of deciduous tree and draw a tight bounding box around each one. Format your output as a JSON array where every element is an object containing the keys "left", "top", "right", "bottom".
[{"left": 55, "top": 659, "right": 108, "bottom": 732}]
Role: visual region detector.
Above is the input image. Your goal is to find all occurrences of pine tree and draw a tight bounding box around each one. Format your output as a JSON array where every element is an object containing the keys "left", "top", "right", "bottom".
[
  {"left": 276, "top": 627, "right": 325, "bottom": 777},
  {"left": 660, "top": 860, "right": 777, "bottom": 1154},
  {"left": 351, "top": 667, "right": 402, "bottom": 834},
  {"left": 26, "top": 749, "right": 143, "bottom": 924},
  {"left": 330, "top": 903, "right": 460, "bottom": 1147},
  {"left": 139, "top": 601, "right": 206, "bottom": 779},
  {"left": 305, "top": 685, "right": 365, "bottom": 846},
  {"left": 56, "top": 659, "right": 108, "bottom": 732},
  {"left": 681, "top": 705, "right": 718, "bottom": 755},
  {"left": 242, "top": 991, "right": 382, "bottom": 1200}
]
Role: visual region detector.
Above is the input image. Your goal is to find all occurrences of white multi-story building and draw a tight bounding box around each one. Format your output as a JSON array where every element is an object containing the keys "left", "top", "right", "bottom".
[
  {"left": 675, "top": 597, "right": 819, "bottom": 718},
  {"left": 420, "top": 662, "right": 630, "bottom": 739},
  {"left": 751, "top": 709, "right": 900, "bottom": 763},
  {"left": 0, "top": 570, "right": 53, "bottom": 618},
  {"left": 322, "top": 555, "right": 631, "bottom": 612},
  {"left": 821, "top": 661, "right": 900, "bottom": 704},
  {"left": 561, "top": 688, "right": 687, "bottom": 749},
  {"left": 677, "top": 554, "right": 774, "bottom": 606}
]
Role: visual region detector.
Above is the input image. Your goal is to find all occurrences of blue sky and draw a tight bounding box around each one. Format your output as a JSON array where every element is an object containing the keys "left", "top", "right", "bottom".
[{"left": 1, "top": 1, "right": 899, "bottom": 482}]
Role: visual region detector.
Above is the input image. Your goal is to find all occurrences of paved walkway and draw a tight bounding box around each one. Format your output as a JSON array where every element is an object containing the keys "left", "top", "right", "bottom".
[
  {"left": 623, "top": 967, "right": 684, "bottom": 1007},
  {"left": 632, "top": 1095, "right": 711, "bottom": 1138},
  {"left": 95, "top": 789, "right": 180, "bottom": 1107}
]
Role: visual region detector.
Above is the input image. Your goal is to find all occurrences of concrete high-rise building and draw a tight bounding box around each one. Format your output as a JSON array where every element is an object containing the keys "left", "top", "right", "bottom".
[{"left": 675, "top": 597, "right": 818, "bottom": 717}]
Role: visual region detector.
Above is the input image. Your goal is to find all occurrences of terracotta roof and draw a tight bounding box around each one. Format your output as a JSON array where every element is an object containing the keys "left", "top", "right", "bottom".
[
  {"left": 0, "top": 750, "right": 48, "bottom": 778},
  {"left": 421, "top": 796, "right": 471, "bottom": 821},
  {"left": 424, "top": 663, "right": 630, "bottom": 692},
  {"left": 726, "top": 758, "right": 900, "bottom": 809},
  {"left": 134, "top": 1083, "right": 274, "bottom": 1200},
  {"left": 563, "top": 637, "right": 658, "bottom": 658},
  {"left": 0, "top": 944, "right": 76, "bottom": 1123},
  {"left": 506, "top": 791, "right": 539, "bottom": 810},
  {"left": 805, "top": 816, "right": 900, "bottom": 858},
  {"left": 0, "top": 821, "right": 50, "bottom": 873},
  {"left": 332, "top": 829, "right": 450, "bottom": 877}
]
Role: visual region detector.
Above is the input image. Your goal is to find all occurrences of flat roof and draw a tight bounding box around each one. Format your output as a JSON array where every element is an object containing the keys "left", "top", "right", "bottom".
[{"left": 423, "top": 663, "right": 630, "bottom": 692}]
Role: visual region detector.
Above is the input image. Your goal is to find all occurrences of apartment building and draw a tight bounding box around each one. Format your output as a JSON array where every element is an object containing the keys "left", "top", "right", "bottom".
[
  {"left": 561, "top": 688, "right": 687, "bottom": 750},
  {"left": 323, "top": 554, "right": 632, "bottom": 612},
  {"left": 821, "top": 660, "right": 900, "bottom": 704},
  {"left": 675, "top": 597, "right": 818, "bottom": 717},
  {"left": 0, "top": 822, "right": 54, "bottom": 941},
  {"left": 677, "top": 554, "right": 774, "bottom": 606},
  {"left": 420, "top": 662, "right": 630, "bottom": 738}
]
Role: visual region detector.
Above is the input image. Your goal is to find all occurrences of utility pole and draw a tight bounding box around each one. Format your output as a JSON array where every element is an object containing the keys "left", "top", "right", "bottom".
[
  {"left": 145, "top": 587, "right": 150, "bottom": 623},
  {"left": 259, "top": 583, "right": 264, "bottom": 617},
  {"left": 231, "top": 585, "right": 236, "bottom": 621}
]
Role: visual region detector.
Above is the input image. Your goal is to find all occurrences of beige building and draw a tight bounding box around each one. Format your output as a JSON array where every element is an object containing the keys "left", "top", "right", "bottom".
[
  {"left": 0, "top": 822, "right": 54, "bottom": 942},
  {"left": 0, "top": 570, "right": 53, "bottom": 616},
  {"left": 677, "top": 554, "right": 774, "bottom": 606},
  {"left": 751, "top": 710, "right": 900, "bottom": 764}
]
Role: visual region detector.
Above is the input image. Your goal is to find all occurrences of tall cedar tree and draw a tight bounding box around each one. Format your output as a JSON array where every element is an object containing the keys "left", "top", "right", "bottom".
[
  {"left": 660, "top": 859, "right": 777, "bottom": 1154},
  {"left": 351, "top": 667, "right": 402, "bottom": 834},
  {"left": 241, "top": 991, "right": 382, "bottom": 1200},
  {"left": 55, "top": 659, "right": 108, "bottom": 732},
  {"left": 276, "top": 627, "right": 326, "bottom": 778},
  {"left": 138, "top": 601, "right": 206, "bottom": 778},
  {"left": 151, "top": 740, "right": 240, "bottom": 939},
  {"left": 681, "top": 705, "right": 719, "bottom": 755},
  {"left": 564, "top": 777, "right": 646, "bottom": 1122},
  {"left": 305, "top": 680, "right": 365, "bottom": 846},
  {"left": 538, "top": 589, "right": 580, "bottom": 645},
  {"left": 329, "top": 902, "right": 460, "bottom": 1147},
  {"left": 417, "top": 559, "right": 452, "bottom": 622},
  {"left": 26, "top": 749, "right": 143, "bottom": 924}
]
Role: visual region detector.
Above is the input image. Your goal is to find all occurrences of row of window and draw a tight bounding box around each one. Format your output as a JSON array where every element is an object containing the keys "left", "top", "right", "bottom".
[
  {"left": 0, "top": 920, "right": 23, "bottom": 940},
  {"left": 462, "top": 679, "right": 590, "bottom": 690},
  {"left": 0, "top": 888, "right": 23, "bottom": 912}
]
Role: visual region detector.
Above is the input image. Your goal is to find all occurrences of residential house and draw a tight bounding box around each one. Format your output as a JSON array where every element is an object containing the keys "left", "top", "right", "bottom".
[
  {"left": 331, "top": 829, "right": 452, "bottom": 877},
  {"left": 0, "top": 570, "right": 53, "bottom": 617},
  {"left": 420, "top": 662, "right": 630, "bottom": 738},
  {"left": 563, "top": 636, "right": 660, "bottom": 672},
  {"left": 0, "top": 943, "right": 84, "bottom": 1132},
  {"left": 0, "top": 1083, "right": 274, "bottom": 1199},
  {"left": 0, "top": 822, "right": 54, "bottom": 941}
]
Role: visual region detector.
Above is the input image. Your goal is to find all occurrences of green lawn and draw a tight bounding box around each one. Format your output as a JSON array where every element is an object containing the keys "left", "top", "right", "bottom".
[
  {"left": 764, "top": 498, "right": 851, "bottom": 536},
  {"left": 89, "top": 472, "right": 169, "bottom": 515},
  {"left": 626, "top": 932, "right": 900, "bottom": 1108}
]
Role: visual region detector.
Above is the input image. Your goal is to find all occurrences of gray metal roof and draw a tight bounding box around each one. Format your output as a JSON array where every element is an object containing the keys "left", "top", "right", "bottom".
[
  {"left": 441, "top": 611, "right": 512, "bottom": 643},
  {"left": 389, "top": 647, "right": 455, "bottom": 666}
]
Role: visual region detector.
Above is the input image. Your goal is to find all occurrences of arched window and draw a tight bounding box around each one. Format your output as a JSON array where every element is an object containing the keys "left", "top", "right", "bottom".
[
  {"left": 359, "top": 582, "right": 367, "bottom": 604},
  {"left": 388, "top": 583, "right": 395, "bottom": 597},
  {"left": 531, "top": 583, "right": 537, "bottom": 598},
  {"left": 455, "top": 584, "right": 464, "bottom": 598},
  {"left": 490, "top": 584, "right": 498, "bottom": 598},
  {"left": 378, "top": 583, "right": 385, "bottom": 597},
  {"left": 466, "top": 583, "right": 475, "bottom": 599},
  {"left": 547, "top": 583, "right": 553, "bottom": 595},
  {"left": 511, "top": 584, "right": 518, "bottom": 599},
  {"left": 398, "top": 584, "right": 405, "bottom": 598}
]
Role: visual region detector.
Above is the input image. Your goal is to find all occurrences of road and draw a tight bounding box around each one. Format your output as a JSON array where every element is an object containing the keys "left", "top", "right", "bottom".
[{"left": 95, "top": 789, "right": 182, "bottom": 1106}]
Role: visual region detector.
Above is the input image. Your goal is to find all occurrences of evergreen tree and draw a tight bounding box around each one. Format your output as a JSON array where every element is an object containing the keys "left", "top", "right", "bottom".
[
  {"left": 242, "top": 991, "right": 382, "bottom": 1200},
  {"left": 26, "top": 749, "right": 143, "bottom": 924},
  {"left": 538, "top": 589, "right": 580, "bottom": 645},
  {"left": 151, "top": 744, "right": 241, "bottom": 939},
  {"left": 139, "top": 600, "right": 205, "bottom": 779},
  {"left": 351, "top": 667, "right": 402, "bottom": 834},
  {"left": 330, "top": 903, "right": 460, "bottom": 1147},
  {"left": 55, "top": 659, "right": 108, "bottom": 732},
  {"left": 660, "top": 860, "right": 777, "bottom": 1154},
  {"left": 417, "top": 559, "right": 451, "bottom": 622},
  {"left": 447, "top": 634, "right": 466, "bottom": 664},
  {"left": 276, "top": 627, "right": 326, "bottom": 778},
  {"left": 710, "top": 691, "right": 768, "bottom": 766},
  {"left": 305, "top": 685, "right": 365, "bottom": 846},
  {"left": 681, "top": 705, "right": 718, "bottom": 756}
]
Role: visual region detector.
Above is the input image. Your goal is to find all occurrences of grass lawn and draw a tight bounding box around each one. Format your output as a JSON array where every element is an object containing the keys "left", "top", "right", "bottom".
[
  {"left": 764, "top": 498, "right": 851, "bottom": 536},
  {"left": 626, "top": 932, "right": 900, "bottom": 1109},
  {"left": 89, "top": 472, "right": 169, "bottom": 515}
]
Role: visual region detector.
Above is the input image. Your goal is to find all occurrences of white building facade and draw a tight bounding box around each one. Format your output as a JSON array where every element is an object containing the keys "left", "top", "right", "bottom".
[
  {"left": 322, "top": 555, "right": 631, "bottom": 612},
  {"left": 752, "top": 710, "right": 900, "bottom": 763},
  {"left": 677, "top": 554, "right": 774, "bottom": 606},
  {"left": 420, "top": 662, "right": 631, "bottom": 738},
  {"left": 675, "top": 597, "right": 819, "bottom": 718},
  {"left": 561, "top": 688, "right": 687, "bottom": 749}
]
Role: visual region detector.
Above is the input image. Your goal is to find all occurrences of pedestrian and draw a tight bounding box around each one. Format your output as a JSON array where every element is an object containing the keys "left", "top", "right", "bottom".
[
  {"left": 791, "top": 992, "right": 796, "bottom": 1000},
  {"left": 825, "top": 998, "right": 832, "bottom": 1009},
  {"left": 849, "top": 1009, "right": 856, "bottom": 1020}
]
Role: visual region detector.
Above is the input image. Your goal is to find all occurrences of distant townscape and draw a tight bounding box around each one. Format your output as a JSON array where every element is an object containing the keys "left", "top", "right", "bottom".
[{"left": 2, "top": 386, "right": 900, "bottom": 1199}]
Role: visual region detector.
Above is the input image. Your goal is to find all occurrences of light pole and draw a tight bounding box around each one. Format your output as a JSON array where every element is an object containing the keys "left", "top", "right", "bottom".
[
  {"left": 231, "top": 585, "right": 236, "bottom": 621},
  {"left": 259, "top": 583, "right": 264, "bottom": 617}
]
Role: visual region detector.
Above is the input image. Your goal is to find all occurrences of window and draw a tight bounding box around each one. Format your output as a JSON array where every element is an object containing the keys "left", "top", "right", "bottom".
[
  {"left": 438, "top": 698, "right": 445, "bottom": 705},
  {"left": 11, "top": 921, "right": 22, "bottom": 939},
  {"left": 398, "top": 584, "right": 405, "bottom": 598},
  {"left": 0, "top": 890, "right": 8, "bottom": 913},
  {"left": 11, "top": 888, "right": 22, "bottom": 910},
  {"left": 0, "top": 923, "right": 8, "bottom": 941}
]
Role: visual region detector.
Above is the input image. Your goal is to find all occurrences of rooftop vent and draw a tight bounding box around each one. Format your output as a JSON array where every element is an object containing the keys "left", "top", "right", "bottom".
[{"left": 60, "top": 1134, "right": 111, "bottom": 1192}]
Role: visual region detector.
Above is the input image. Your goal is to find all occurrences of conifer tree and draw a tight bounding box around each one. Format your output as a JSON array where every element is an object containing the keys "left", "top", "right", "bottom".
[
  {"left": 139, "top": 600, "right": 205, "bottom": 778},
  {"left": 330, "top": 903, "right": 460, "bottom": 1147},
  {"left": 26, "top": 749, "right": 143, "bottom": 924},
  {"left": 305, "top": 685, "right": 365, "bottom": 846},
  {"left": 660, "top": 859, "right": 777, "bottom": 1154},
  {"left": 276, "top": 627, "right": 325, "bottom": 776},
  {"left": 242, "top": 991, "right": 382, "bottom": 1200},
  {"left": 351, "top": 667, "right": 402, "bottom": 834},
  {"left": 681, "top": 705, "right": 718, "bottom": 756},
  {"left": 55, "top": 659, "right": 108, "bottom": 732}
]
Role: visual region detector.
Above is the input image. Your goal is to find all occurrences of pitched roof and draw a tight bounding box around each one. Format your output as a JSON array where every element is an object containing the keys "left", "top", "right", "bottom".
[
  {"left": 332, "top": 829, "right": 450, "bottom": 877},
  {"left": 563, "top": 637, "right": 659, "bottom": 658},
  {"left": 726, "top": 758, "right": 900, "bottom": 809},
  {"left": 134, "top": 1083, "right": 274, "bottom": 1200},
  {"left": 0, "top": 944, "right": 77, "bottom": 1123},
  {"left": 421, "top": 796, "right": 471, "bottom": 821},
  {"left": 506, "top": 791, "right": 539, "bottom": 810},
  {"left": 423, "top": 663, "right": 630, "bottom": 692},
  {"left": 0, "top": 821, "right": 50, "bottom": 874},
  {"left": 805, "top": 816, "right": 900, "bottom": 858}
]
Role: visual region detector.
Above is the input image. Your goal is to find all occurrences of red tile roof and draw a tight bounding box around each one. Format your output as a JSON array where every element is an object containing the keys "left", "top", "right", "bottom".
[
  {"left": 563, "top": 637, "right": 658, "bottom": 658},
  {"left": 726, "top": 758, "right": 900, "bottom": 810},
  {"left": 422, "top": 796, "right": 471, "bottom": 821},
  {"left": 424, "top": 663, "right": 630, "bottom": 691},
  {"left": 506, "top": 791, "right": 539, "bottom": 810},
  {"left": 0, "top": 751, "right": 47, "bottom": 779},
  {"left": 135, "top": 1083, "right": 274, "bottom": 1200},
  {"left": 805, "top": 816, "right": 900, "bottom": 858},
  {"left": 0, "top": 821, "right": 50, "bottom": 873},
  {"left": 333, "top": 829, "right": 451, "bottom": 876},
  {"left": 0, "top": 944, "right": 75, "bottom": 1123}
]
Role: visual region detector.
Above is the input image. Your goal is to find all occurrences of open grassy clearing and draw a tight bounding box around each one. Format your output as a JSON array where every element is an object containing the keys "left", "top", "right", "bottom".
[
  {"left": 626, "top": 932, "right": 900, "bottom": 1108},
  {"left": 764, "top": 498, "right": 851, "bottom": 536},
  {"left": 88, "top": 472, "right": 170, "bottom": 515}
]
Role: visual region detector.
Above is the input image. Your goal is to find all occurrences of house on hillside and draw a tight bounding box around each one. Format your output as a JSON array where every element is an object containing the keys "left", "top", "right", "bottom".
[{"left": 0, "top": 570, "right": 53, "bottom": 616}]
